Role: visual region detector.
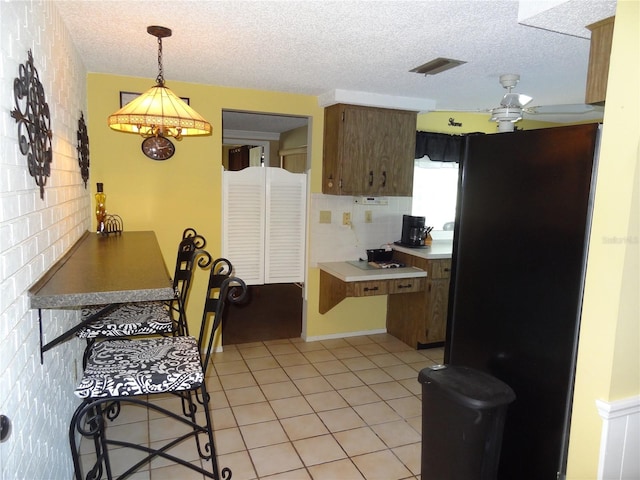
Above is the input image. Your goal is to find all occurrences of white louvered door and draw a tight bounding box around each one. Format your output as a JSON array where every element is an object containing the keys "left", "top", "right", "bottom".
[
  {"left": 222, "top": 167, "right": 307, "bottom": 285},
  {"left": 222, "top": 167, "right": 266, "bottom": 284},
  {"left": 264, "top": 168, "right": 306, "bottom": 283}
]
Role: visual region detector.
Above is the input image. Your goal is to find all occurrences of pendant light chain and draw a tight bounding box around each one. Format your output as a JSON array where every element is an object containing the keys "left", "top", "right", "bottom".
[{"left": 156, "top": 36, "right": 165, "bottom": 86}]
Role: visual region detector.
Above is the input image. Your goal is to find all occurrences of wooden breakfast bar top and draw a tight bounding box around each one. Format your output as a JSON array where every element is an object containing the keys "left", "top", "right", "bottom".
[{"left": 29, "top": 231, "right": 174, "bottom": 309}]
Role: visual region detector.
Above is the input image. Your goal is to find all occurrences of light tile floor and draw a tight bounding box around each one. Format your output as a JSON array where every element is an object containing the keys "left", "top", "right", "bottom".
[{"left": 79, "top": 334, "right": 444, "bottom": 479}]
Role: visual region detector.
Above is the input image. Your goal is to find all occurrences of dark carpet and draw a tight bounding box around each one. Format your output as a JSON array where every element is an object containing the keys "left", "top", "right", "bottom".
[{"left": 222, "top": 283, "right": 303, "bottom": 345}]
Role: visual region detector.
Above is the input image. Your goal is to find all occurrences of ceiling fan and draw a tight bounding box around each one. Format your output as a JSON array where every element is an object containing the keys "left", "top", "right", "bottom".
[{"left": 489, "top": 74, "right": 603, "bottom": 132}]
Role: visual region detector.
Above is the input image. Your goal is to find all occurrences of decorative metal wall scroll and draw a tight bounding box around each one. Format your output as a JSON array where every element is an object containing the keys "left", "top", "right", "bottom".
[
  {"left": 10, "top": 50, "right": 53, "bottom": 200},
  {"left": 77, "top": 112, "right": 90, "bottom": 187}
]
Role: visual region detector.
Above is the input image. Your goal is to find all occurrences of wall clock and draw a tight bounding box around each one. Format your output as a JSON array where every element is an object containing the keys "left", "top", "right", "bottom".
[
  {"left": 141, "top": 135, "right": 175, "bottom": 161},
  {"left": 10, "top": 50, "right": 52, "bottom": 200},
  {"left": 77, "top": 112, "right": 90, "bottom": 187}
]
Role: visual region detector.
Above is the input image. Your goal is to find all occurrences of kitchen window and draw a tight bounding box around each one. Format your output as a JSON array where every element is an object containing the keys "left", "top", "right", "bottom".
[{"left": 411, "top": 156, "right": 459, "bottom": 232}]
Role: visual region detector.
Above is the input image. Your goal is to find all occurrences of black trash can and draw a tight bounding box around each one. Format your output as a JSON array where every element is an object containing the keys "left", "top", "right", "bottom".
[{"left": 418, "top": 364, "right": 515, "bottom": 480}]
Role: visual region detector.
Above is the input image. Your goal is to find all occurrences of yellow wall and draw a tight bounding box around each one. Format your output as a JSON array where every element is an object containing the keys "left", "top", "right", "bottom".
[
  {"left": 416, "top": 110, "right": 560, "bottom": 134},
  {"left": 87, "top": 76, "right": 391, "bottom": 341},
  {"left": 567, "top": 1, "right": 639, "bottom": 477},
  {"left": 88, "top": 75, "right": 326, "bottom": 338},
  {"left": 280, "top": 125, "right": 308, "bottom": 149}
]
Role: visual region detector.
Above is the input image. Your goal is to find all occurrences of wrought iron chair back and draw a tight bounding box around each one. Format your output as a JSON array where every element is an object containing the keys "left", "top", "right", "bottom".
[
  {"left": 199, "top": 258, "right": 248, "bottom": 371},
  {"left": 170, "top": 234, "right": 210, "bottom": 336}
]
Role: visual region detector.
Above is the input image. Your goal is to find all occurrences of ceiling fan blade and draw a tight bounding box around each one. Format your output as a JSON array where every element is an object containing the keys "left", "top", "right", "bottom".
[{"left": 525, "top": 104, "right": 603, "bottom": 115}]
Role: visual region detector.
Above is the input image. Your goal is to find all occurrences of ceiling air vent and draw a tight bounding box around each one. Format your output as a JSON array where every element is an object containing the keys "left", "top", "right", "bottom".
[{"left": 410, "top": 57, "right": 466, "bottom": 75}]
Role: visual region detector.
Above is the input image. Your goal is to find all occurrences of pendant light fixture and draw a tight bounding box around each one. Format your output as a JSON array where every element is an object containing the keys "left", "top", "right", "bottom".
[{"left": 107, "top": 26, "right": 211, "bottom": 140}]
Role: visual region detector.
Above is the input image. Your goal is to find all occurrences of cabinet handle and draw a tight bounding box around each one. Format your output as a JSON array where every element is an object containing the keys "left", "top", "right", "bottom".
[
  {"left": 363, "top": 286, "right": 379, "bottom": 292},
  {"left": 443, "top": 268, "right": 450, "bottom": 272},
  {"left": 397, "top": 283, "right": 412, "bottom": 289},
  {"left": 382, "top": 171, "right": 387, "bottom": 187},
  {"left": 368, "top": 170, "right": 373, "bottom": 186}
]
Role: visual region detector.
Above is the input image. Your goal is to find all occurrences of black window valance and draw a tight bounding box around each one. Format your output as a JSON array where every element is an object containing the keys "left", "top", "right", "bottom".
[{"left": 415, "top": 131, "right": 463, "bottom": 162}]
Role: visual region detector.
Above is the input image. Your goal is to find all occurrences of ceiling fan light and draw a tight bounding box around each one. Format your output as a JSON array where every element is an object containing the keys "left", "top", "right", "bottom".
[
  {"left": 497, "top": 121, "right": 516, "bottom": 133},
  {"left": 501, "top": 93, "right": 533, "bottom": 108}
]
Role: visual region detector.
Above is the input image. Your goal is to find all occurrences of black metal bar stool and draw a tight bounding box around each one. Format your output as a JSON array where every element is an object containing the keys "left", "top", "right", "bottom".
[{"left": 69, "top": 257, "right": 247, "bottom": 480}]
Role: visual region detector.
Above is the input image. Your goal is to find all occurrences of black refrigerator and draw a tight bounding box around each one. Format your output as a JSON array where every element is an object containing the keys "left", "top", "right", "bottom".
[{"left": 445, "top": 123, "right": 600, "bottom": 479}]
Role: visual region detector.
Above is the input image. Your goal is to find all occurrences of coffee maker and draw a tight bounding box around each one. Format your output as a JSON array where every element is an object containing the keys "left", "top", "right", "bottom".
[{"left": 400, "top": 214, "right": 427, "bottom": 247}]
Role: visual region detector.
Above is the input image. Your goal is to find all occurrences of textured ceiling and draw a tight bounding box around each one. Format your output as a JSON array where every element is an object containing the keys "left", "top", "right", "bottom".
[{"left": 54, "top": 0, "right": 616, "bottom": 130}]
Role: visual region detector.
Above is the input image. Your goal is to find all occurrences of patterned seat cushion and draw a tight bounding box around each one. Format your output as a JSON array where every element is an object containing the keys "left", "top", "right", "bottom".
[
  {"left": 77, "top": 301, "right": 174, "bottom": 339},
  {"left": 75, "top": 336, "right": 203, "bottom": 398}
]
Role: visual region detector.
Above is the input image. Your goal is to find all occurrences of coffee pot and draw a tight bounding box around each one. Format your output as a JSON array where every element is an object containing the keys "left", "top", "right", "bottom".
[{"left": 400, "top": 215, "right": 427, "bottom": 246}]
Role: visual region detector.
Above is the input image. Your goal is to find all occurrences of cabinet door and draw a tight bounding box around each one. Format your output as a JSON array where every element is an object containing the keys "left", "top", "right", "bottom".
[
  {"left": 430, "top": 259, "right": 452, "bottom": 279},
  {"left": 387, "top": 290, "right": 427, "bottom": 348},
  {"left": 369, "top": 108, "right": 416, "bottom": 196},
  {"left": 425, "top": 278, "right": 449, "bottom": 343},
  {"left": 340, "top": 106, "right": 377, "bottom": 195},
  {"left": 343, "top": 106, "right": 416, "bottom": 196},
  {"left": 424, "top": 259, "right": 451, "bottom": 344},
  {"left": 585, "top": 16, "right": 614, "bottom": 104},
  {"left": 322, "top": 105, "right": 343, "bottom": 195}
]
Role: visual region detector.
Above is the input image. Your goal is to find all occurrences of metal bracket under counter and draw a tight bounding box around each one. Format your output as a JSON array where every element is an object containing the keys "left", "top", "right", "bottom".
[{"left": 318, "top": 261, "right": 427, "bottom": 314}]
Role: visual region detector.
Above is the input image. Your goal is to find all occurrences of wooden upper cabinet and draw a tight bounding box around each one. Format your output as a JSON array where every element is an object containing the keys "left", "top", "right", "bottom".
[
  {"left": 585, "top": 16, "right": 615, "bottom": 105},
  {"left": 323, "top": 104, "right": 417, "bottom": 196}
]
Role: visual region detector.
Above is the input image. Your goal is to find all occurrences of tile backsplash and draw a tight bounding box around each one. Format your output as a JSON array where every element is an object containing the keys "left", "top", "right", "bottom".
[{"left": 310, "top": 194, "right": 412, "bottom": 265}]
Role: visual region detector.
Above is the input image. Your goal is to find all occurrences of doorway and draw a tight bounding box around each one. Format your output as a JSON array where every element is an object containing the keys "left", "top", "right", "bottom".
[
  {"left": 223, "top": 283, "right": 303, "bottom": 345},
  {"left": 221, "top": 110, "right": 308, "bottom": 345}
]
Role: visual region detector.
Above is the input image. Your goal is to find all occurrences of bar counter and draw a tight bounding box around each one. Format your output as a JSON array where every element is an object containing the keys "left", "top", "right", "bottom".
[{"left": 29, "top": 231, "right": 174, "bottom": 308}]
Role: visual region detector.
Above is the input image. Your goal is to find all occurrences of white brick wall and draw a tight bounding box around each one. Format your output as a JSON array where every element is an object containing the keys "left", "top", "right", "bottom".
[{"left": 1, "top": 1, "right": 90, "bottom": 479}]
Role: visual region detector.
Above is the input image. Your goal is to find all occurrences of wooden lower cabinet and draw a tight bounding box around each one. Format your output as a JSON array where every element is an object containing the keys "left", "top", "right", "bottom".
[{"left": 387, "top": 252, "right": 451, "bottom": 349}]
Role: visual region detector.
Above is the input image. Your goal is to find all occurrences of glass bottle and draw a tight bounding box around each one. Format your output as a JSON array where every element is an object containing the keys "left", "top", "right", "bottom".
[{"left": 95, "top": 183, "right": 107, "bottom": 234}]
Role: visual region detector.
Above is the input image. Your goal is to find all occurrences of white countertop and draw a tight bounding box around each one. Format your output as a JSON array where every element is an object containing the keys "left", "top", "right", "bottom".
[
  {"left": 319, "top": 261, "right": 427, "bottom": 282},
  {"left": 392, "top": 240, "right": 453, "bottom": 260}
]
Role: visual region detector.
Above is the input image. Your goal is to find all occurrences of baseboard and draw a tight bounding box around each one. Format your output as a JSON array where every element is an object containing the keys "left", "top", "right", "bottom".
[
  {"left": 303, "top": 328, "right": 387, "bottom": 343},
  {"left": 596, "top": 395, "right": 640, "bottom": 479}
]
